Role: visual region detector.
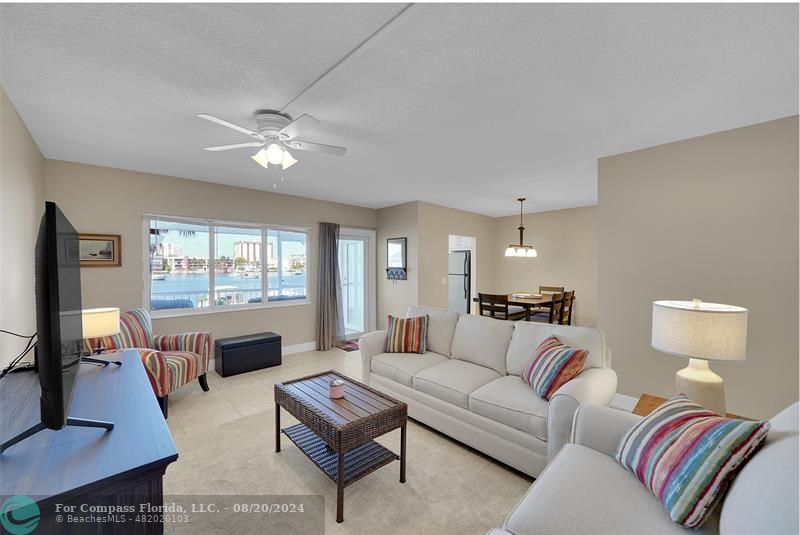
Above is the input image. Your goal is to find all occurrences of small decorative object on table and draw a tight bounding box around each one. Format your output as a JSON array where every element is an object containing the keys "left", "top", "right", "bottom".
[{"left": 329, "top": 379, "right": 345, "bottom": 399}]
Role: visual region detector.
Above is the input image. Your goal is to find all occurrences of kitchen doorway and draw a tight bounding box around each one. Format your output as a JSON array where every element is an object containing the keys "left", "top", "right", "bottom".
[{"left": 448, "top": 235, "right": 477, "bottom": 314}]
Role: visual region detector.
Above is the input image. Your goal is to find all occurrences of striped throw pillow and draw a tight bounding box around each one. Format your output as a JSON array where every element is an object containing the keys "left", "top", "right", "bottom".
[
  {"left": 521, "top": 336, "right": 587, "bottom": 400},
  {"left": 615, "top": 396, "right": 770, "bottom": 528},
  {"left": 385, "top": 315, "right": 428, "bottom": 354}
]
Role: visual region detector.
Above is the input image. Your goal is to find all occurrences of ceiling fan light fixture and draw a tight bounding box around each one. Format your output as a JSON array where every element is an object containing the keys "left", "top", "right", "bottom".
[
  {"left": 281, "top": 149, "right": 297, "bottom": 170},
  {"left": 251, "top": 148, "right": 271, "bottom": 169},
  {"left": 199, "top": 110, "right": 347, "bottom": 174},
  {"left": 265, "top": 143, "right": 285, "bottom": 165}
]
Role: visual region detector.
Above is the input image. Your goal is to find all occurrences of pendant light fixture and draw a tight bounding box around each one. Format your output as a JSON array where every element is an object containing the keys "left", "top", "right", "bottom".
[{"left": 504, "top": 198, "right": 538, "bottom": 257}]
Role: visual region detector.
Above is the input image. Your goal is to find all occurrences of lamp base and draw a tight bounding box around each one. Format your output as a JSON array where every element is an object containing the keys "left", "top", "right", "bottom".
[{"left": 676, "top": 358, "right": 726, "bottom": 415}]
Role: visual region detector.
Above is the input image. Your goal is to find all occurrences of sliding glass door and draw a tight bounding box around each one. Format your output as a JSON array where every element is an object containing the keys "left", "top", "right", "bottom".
[{"left": 338, "top": 229, "right": 375, "bottom": 339}]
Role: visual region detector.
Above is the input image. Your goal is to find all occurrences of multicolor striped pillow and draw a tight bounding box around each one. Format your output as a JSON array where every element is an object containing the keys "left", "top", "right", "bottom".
[
  {"left": 521, "top": 336, "right": 587, "bottom": 400},
  {"left": 385, "top": 315, "right": 428, "bottom": 354},
  {"left": 615, "top": 396, "right": 770, "bottom": 528}
]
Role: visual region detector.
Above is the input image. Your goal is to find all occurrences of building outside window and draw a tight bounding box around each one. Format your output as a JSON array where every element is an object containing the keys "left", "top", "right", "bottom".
[
  {"left": 146, "top": 216, "right": 308, "bottom": 314},
  {"left": 267, "top": 229, "right": 307, "bottom": 302}
]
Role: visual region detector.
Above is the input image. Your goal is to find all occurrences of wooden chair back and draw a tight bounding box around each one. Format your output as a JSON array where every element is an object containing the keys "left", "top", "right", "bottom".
[
  {"left": 479, "top": 293, "right": 509, "bottom": 319},
  {"left": 548, "top": 293, "right": 564, "bottom": 324},
  {"left": 478, "top": 293, "right": 527, "bottom": 321},
  {"left": 539, "top": 285, "right": 565, "bottom": 295},
  {"left": 560, "top": 290, "right": 575, "bottom": 325}
]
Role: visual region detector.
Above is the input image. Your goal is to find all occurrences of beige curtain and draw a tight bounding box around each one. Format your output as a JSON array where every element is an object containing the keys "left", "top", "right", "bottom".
[{"left": 316, "top": 222, "right": 344, "bottom": 351}]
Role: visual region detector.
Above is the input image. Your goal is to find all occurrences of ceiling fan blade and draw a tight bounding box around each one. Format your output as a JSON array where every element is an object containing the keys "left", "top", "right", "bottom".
[
  {"left": 203, "top": 142, "right": 264, "bottom": 151},
  {"left": 280, "top": 114, "right": 321, "bottom": 139},
  {"left": 288, "top": 140, "right": 347, "bottom": 156},
  {"left": 197, "top": 114, "right": 261, "bottom": 139}
]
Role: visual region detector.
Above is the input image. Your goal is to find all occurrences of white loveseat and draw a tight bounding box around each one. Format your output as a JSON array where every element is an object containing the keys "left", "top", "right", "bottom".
[
  {"left": 359, "top": 306, "right": 618, "bottom": 477},
  {"left": 490, "top": 402, "right": 799, "bottom": 535}
]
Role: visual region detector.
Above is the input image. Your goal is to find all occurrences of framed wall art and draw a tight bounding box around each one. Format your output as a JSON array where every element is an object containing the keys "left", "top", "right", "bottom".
[{"left": 79, "top": 234, "right": 121, "bottom": 267}]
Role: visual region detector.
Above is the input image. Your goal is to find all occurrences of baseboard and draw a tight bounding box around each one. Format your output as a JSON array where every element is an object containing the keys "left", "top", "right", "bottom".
[
  {"left": 610, "top": 393, "right": 638, "bottom": 412},
  {"left": 207, "top": 341, "right": 318, "bottom": 372},
  {"left": 282, "top": 341, "right": 317, "bottom": 355}
]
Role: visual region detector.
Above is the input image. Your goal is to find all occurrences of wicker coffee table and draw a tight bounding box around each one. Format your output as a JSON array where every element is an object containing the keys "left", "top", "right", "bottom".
[{"left": 274, "top": 370, "right": 408, "bottom": 523}]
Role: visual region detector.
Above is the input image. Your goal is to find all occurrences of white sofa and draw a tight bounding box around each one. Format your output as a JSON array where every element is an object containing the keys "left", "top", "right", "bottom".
[
  {"left": 359, "top": 306, "right": 618, "bottom": 477},
  {"left": 490, "top": 402, "right": 799, "bottom": 535}
]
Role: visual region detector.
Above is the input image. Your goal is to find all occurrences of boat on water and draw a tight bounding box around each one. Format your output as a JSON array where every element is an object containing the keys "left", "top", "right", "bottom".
[{"left": 152, "top": 272, "right": 167, "bottom": 281}]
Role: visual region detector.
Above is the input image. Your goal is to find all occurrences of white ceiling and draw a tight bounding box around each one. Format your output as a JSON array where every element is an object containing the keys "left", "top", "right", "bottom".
[{"left": 1, "top": 3, "right": 797, "bottom": 217}]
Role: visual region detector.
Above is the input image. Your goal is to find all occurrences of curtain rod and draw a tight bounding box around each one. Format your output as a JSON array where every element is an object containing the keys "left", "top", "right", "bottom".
[{"left": 316, "top": 222, "right": 377, "bottom": 231}]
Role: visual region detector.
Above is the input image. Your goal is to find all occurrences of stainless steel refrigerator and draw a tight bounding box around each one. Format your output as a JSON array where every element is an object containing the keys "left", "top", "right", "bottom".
[{"left": 448, "top": 250, "right": 471, "bottom": 314}]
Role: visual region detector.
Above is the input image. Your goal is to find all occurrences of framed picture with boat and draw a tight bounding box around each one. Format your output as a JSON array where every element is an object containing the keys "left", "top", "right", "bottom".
[{"left": 79, "top": 233, "right": 121, "bottom": 267}]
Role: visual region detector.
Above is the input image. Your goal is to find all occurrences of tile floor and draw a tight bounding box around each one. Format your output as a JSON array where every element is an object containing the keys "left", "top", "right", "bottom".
[{"left": 164, "top": 349, "right": 532, "bottom": 534}]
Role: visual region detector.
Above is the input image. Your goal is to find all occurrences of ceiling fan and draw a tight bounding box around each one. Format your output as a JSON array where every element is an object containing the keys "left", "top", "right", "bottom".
[{"left": 198, "top": 110, "right": 347, "bottom": 170}]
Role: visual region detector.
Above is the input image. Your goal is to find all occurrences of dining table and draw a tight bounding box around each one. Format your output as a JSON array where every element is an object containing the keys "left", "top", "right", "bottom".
[{"left": 472, "top": 293, "right": 559, "bottom": 321}]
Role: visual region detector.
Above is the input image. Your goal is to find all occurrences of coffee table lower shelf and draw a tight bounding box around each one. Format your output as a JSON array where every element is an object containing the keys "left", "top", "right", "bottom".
[{"left": 281, "top": 423, "right": 399, "bottom": 487}]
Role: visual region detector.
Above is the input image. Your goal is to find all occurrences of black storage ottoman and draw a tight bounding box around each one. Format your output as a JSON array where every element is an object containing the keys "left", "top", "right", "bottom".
[{"left": 214, "top": 332, "right": 282, "bottom": 377}]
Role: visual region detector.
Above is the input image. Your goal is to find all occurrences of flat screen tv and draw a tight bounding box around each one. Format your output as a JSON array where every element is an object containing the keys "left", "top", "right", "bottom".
[{"left": 35, "top": 201, "right": 84, "bottom": 429}]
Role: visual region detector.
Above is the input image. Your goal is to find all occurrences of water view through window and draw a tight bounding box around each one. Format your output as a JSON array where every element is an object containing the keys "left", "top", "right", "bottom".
[
  {"left": 215, "top": 225, "right": 263, "bottom": 306},
  {"left": 148, "top": 218, "right": 307, "bottom": 312},
  {"left": 267, "top": 229, "right": 307, "bottom": 302}
]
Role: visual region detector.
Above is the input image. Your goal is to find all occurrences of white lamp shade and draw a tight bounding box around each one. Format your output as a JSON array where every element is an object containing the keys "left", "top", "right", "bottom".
[
  {"left": 504, "top": 247, "right": 517, "bottom": 257},
  {"left": 265, "top": 143, "right": 285, "bottom": 164},
  {"left": 281, "top": 149, "right": 297, "bottom": 170},
  {"left": 251, "top": 148, "right": 269, "bottom": 169},
  {"left": 651, "top": 300, "right": 748, "bottom": 361},
  {"left": 82, "top": 307, "right": 120, "bottom": 339}
]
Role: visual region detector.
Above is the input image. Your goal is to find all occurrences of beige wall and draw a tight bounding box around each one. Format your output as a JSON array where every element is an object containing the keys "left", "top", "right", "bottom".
[
  {"left": 376, "top": 201, "right": 500, "bottom": 320},
  {"left": 493, "top": 206, "right": 597, "bottom": 326},
  {"left": 0, "top": 85, "right": 44, "bottom": 366},
  {"left": 417, "top": 202, "right": 496, "bottom": 311},
  {"left": 44, "top": 160, "right": 377, "bottom": 346},
  {"left": 376, "top": 201, "right": 598, "bottom": 324},
  {"left": 598, "top": 116, "right": 799, "bottom": 419},
  {"left": 376, "top": 202, "right": 419, "bottom": 321}
]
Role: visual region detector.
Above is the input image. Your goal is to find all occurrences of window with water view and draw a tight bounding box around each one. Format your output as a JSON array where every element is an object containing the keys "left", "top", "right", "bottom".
[{"left": 147, "top": 217, "right": 307, "bottom": 313}]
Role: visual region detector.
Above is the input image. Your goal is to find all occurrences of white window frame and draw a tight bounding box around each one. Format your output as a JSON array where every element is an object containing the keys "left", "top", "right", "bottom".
[{"left": 142, "top": 214, "right": 311, "bottom": 318}]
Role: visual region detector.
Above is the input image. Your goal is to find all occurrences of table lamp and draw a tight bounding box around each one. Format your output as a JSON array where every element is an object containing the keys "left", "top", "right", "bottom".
[
  {"left": 651, "top": 299, "right": 748, "bottom": 415},
  {"left": 82, "top": 307, "right": 120, "bottom": 354}
]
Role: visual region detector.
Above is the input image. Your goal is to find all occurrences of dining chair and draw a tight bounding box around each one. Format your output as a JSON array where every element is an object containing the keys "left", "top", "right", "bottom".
[
  {"left": 532, "top": 292, "right": 564, "bottom": 324},
  {"left": 478, "top": 293, "right": 527, "bottom": 321},
  {"left": 539, "top": 285, "right": 565, "bottom": 294},
  {"left": 560, "top": 290, "right": 575, "bottom": 325},
  {"left": 531, "top": 285, "right": 566, "bottom": 317}
]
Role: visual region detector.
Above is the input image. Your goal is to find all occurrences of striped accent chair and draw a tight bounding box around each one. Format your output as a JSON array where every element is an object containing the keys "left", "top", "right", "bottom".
[{"left": 84, "top": 308, "right": 211, "bottom": 417}]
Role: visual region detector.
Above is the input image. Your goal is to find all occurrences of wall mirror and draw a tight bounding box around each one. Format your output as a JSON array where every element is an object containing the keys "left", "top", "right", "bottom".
[
  {"left": 386, "top": 237, "right": 407, "bottom": 280},
  {"left": 387, "top": 238, "right": 407, "bottom": 269}
]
